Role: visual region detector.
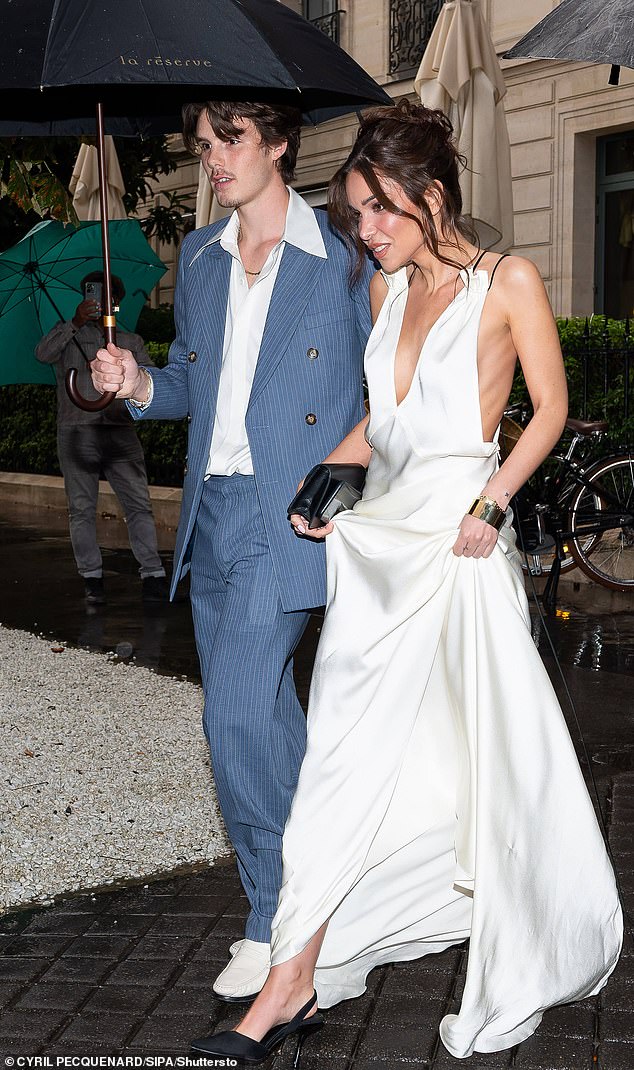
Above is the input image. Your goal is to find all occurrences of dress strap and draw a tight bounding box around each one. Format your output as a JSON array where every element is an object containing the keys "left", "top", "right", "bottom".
[
  {"left": 472, "top": 251, "right": 487, "bottom": 271},
  {"left": 488, "top": 253, "right": 509, "bottom": 291}
]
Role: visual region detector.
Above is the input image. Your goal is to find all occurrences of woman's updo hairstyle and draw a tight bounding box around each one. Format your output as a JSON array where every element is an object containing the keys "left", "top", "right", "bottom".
[{"left": 329, "top": 98, "right": 478, "bottom": 280}]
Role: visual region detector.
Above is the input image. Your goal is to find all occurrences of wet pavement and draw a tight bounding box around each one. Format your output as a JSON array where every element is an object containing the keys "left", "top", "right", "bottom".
[
  {"left": 0, "top": 502, "right": 633, "bottom": 1067},
  {"left": 0, "top": 501, "right": 320, "bottom": 692}
]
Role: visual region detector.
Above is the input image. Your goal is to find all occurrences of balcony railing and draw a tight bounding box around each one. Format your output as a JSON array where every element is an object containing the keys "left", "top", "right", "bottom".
[
  {"left": 389, "top": 0, "right": 444, "bottom": 78},
  {"left": 310, "top": 9, "right": 343, "bottom": 45}
]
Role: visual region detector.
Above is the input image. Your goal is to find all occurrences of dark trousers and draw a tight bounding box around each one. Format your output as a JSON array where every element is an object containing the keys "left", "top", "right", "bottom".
[{"left": 57, "top": 425, "right": 164, "bottom": 579}]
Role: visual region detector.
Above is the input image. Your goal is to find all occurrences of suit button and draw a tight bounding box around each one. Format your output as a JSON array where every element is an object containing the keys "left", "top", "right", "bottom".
[
  {"left": 307, "top": 347, "right": 319, "bottom": 359},
  {"left": 187, "top": 414, "right": 192, "bottom": 423},
  {"left": 184, "top": 464, "right": 188, "bottom": 475},
  {"left": 188, "top": 351, "right": 197, "bottom": 363},
  {"left": 305, "top": 413, "right": 317, "bottom": 425}
]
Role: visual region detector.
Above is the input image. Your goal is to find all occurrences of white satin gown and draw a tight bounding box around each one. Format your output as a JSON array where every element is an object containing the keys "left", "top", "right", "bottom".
[{"left": 270, "top": 264, "right": 623, "bottom": 1058}]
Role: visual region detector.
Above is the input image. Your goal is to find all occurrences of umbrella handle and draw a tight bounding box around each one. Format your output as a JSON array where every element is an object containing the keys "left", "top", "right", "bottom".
[
  {"left": 65, "top": 312, "right": 118, "bottom": 410},
  {"left": 65, "top": 368, "right": 116, "bottom": 411}
]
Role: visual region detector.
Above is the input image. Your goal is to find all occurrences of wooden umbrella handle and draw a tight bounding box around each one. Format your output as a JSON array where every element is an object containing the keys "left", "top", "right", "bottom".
[
  {"left": 65, "top": 371, "right": 117, "bottom": 411},
  {"left": 65, "top": 316, "right": 117, "bottom": 410}
]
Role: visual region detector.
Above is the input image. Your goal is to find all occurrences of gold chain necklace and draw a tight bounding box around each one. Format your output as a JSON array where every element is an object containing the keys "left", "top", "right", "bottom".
[{"left": 237, "top": 225, "right": 262, "bottom": 278}]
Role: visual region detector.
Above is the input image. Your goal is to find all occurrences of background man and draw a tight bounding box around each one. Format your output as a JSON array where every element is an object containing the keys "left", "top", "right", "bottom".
[
  {"left": 91, "top": 101, "right": 372, "bottom": 1001},
  {"left": 36, "top": 273, "right": 167, "bottom": 603}
]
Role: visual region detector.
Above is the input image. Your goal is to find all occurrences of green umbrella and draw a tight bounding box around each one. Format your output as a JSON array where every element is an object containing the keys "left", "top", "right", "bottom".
[{"left": 0, "top": 219, "right": 166, "bottom": 386}]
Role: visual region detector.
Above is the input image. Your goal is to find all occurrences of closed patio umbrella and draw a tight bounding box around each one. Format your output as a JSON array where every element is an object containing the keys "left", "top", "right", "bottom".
[
  {"left": 415, "top": 0, "right": 513, "bottom": 252},
  {"left": 70, "top": 136, "right": 126, "bottom": 220}
]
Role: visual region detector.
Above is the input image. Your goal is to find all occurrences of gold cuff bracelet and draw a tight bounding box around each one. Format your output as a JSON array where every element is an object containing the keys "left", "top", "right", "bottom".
[{"left": 467, "top": 495, "right": 506, "bottom": 530}]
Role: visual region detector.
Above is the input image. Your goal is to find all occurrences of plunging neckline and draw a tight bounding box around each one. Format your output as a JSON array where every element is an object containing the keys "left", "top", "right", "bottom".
[{"left": 392, "top": 267, "right": 472, "bottom": 411}]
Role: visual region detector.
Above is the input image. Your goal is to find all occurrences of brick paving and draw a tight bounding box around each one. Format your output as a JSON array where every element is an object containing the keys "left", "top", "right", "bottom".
[{"left": 0, "top": 772, "right": 631, "bottom": 1067}]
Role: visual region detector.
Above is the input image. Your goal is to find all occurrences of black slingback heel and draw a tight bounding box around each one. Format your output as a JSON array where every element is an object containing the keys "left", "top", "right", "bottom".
[{"left": 190, "top": 989, "right": 324, "bottom": 1067}]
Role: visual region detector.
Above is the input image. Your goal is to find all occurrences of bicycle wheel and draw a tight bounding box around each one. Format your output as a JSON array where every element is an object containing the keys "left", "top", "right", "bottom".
[{"left": 568, "top": 454, "right": 634, "bottom": 591}]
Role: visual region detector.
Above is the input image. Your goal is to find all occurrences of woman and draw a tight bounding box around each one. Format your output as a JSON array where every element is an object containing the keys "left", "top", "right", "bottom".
[{"left": 192, "top": 101, "right": 623, "bottom": 1063}]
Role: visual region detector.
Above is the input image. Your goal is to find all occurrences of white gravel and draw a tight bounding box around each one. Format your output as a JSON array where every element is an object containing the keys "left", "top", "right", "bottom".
[{"left": 0, "top": 625, "right": 229, "bottom": 915}]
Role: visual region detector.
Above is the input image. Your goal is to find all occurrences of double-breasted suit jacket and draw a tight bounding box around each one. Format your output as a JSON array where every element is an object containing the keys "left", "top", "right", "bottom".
[{"left": 131, "top": 208, "right": 371, "bottom": 611}]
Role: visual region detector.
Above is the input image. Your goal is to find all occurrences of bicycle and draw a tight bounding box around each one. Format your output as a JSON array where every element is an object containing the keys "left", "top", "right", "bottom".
[{"left": 500, "top": 407, "right": 634, "bottom": 595}]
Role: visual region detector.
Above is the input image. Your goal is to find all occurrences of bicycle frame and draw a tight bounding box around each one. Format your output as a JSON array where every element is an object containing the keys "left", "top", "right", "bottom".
[
  {"left": 514, "top": 432, "right": 591, "bottom": 549},
  {"left": 556, "top": 456, "right": 634, "bottom": 540}
]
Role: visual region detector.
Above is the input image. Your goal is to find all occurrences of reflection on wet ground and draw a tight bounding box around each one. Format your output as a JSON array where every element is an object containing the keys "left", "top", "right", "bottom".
[
  {"left": 1, "top": 503, "right": 632, "bottom": 689},
  {"left": 531, "top": 602, "right": 634, "bottom": 677}
]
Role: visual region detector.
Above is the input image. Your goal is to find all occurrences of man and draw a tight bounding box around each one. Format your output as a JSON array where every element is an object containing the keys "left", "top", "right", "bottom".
[
  {"left": 91, "top": 101, "right": 371, "bottom": 1001},
  {"left": 36, "top": 273, "right": 168, "bottom": 603}
]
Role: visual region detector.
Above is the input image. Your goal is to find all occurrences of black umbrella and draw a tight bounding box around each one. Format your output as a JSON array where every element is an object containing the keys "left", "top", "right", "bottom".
[
  {"left": 0, "top": 0, "right": 391, "bottom": 408},
  {"left": 504, "top": 0, "right": 634, "bottom": 86}
]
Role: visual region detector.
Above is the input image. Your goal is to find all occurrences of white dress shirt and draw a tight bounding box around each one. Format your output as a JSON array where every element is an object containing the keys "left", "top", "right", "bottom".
[{"left": 203, "top": 187, "right": 327, "bottom": 476}]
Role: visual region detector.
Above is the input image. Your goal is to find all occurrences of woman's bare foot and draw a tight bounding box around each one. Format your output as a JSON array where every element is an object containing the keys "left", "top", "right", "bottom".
[
  {"left": 234, "top": 971, "right": 316, "bottom": 1042},
  {"left": 232, "top": 924, "right": 327, "bottom": 1042}
]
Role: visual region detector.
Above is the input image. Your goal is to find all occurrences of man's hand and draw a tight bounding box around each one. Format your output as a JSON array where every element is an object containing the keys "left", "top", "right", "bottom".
[
  {"left": 90, "top": 342, "right": 147, "bottom": 400},
  {"left": 72, "top": 298, "right": 100, "bottom": 329}
]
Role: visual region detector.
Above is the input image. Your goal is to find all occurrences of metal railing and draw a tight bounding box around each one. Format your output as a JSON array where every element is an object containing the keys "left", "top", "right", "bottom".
[
  {"left": 575, "top": 318, "right": 632, "bottom": 440},
  {"left": 389, "top": 0, "right": 444, "bottom": 78},
  {"left": 310, "top": 9, "right": 343, "bottom": 44}
]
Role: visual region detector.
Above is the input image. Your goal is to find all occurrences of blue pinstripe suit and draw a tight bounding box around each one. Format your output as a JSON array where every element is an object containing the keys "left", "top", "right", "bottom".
[{"left": 131, "top": 209, "right": 371, "bottom": 940}]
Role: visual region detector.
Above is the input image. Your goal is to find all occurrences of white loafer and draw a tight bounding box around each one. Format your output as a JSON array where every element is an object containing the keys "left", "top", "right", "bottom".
[{"left": 212, "top": 938, "right": 271, "bottom": 1003}]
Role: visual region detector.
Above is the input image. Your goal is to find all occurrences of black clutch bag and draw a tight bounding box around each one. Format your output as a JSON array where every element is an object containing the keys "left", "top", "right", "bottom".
[{"left": 287, "top": 463, "right": 367, "bottom": 530}]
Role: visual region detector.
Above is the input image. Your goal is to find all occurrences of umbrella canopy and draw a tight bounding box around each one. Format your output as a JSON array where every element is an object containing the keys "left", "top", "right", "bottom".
[
  {"left": 504, "top": 0, "right": 634, "bottom": 73},
  {"left": 0, "top": 219, "right": 166, "bottom": 386},
  {"left": 415, "top": 0, "right": 513, "bottom": 252},
  {"left": 0, "top": 0, "right": 391, "bottom": 135},
  {"left": 70, "top": 136, "right": 127, "bottom": 220}
]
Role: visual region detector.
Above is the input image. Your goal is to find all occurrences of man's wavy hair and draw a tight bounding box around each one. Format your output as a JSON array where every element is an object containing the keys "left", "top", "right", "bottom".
[
  {"left": 182, "top": 101, "right": 302, "bottom": 184},
  {"left": 329, "top": 99, "right": 478, "bottom": 281}
]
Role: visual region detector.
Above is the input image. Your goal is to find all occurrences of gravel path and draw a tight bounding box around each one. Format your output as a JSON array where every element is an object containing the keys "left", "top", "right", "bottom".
[{"left": 0, "top": 625, "right": 229, "bottom": 915}]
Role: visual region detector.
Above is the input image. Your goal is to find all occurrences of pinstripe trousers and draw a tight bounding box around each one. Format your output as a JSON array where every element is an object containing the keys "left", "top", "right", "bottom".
[{"left": 189, "top": 475, "right": 310, "bottom": 942}]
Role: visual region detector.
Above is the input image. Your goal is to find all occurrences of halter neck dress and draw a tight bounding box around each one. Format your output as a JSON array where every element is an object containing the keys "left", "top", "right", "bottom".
[{"left": 270, "top": 264, "right": 622, "bottom": 1058}]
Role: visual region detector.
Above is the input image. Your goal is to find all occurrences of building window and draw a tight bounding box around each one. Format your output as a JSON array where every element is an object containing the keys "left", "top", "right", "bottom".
[
  {"left": 389, "top": 0, "right": 444, "bottom": 79},
  {"left": 303, "top": 0, "right": 342, "bottom": 44},
  {"left": 596, "top": 133, "right": 634, "bottom": 318}
]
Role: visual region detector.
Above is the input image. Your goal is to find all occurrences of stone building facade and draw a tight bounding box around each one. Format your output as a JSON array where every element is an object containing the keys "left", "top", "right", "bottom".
[{"left": 148, "top": 0, "right": 634, "bottom": 319}]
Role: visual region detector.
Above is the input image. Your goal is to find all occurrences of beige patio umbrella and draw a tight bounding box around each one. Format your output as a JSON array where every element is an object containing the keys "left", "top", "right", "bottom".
[
  {"left": 415, "top": 0, "right": 513, "bottom": 251},
  {"left": 70, "top": 135, "right": 126, "bottom": 220},
  {"left": 195, "top": 162, "right": 232, "bottom": 228}
]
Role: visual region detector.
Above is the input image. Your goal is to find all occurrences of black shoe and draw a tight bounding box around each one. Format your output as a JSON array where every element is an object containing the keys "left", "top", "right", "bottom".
[
  {"left": 84, "top": 577, "right": 105, "bottom": 604},
  {"left": 190, "top": 990, "right": 323, "bottom": 1067},
  {"left": 142, "top": 575, "right": 169, "bottom": 601}
]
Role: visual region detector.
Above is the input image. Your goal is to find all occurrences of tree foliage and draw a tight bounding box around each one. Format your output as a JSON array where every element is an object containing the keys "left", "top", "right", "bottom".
[
  {"left": 0, "top": 138, "right": 80, "bottom": 249},
  {"left": 510, "top": 316, "right": 634, "bottom": 449},
  {"left": 0, "top": 134, "right": 187, "bottom": 252}
]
